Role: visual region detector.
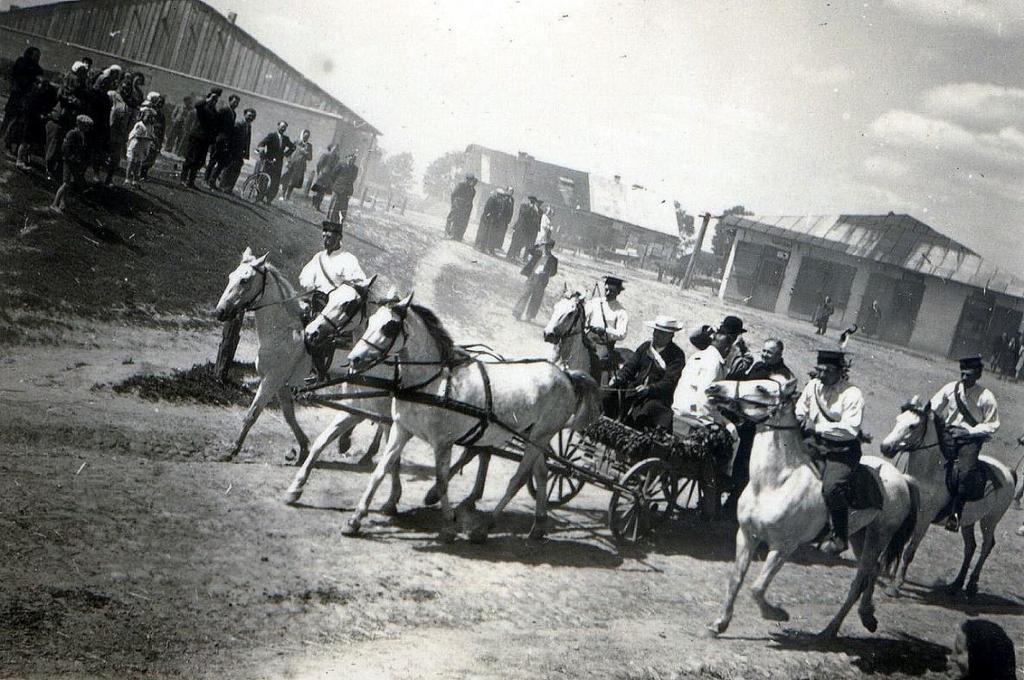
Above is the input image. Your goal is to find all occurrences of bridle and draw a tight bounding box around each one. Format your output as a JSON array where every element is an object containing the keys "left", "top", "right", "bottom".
[
  {"left": 547, "top": 296, "right": 588, "bottom": 345},
  {"left": 713, "top": 379, "right": 800, "bottom": 428},
  {"left": 235, "top": 265, "right": 269, "bottom": 312},
  {"left": 891, "top": 403, "right": 941, "bottom": 453}
]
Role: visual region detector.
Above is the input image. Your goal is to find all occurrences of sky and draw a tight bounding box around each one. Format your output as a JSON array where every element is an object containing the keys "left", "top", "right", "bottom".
[{"left": 7, "top": 0, "right": 1024, "bottom": 276}]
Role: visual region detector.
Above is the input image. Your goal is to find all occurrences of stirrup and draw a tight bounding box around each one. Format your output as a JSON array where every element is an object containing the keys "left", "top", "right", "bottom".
[{"left": 944, "top": 514, "right": 960, "bottom": 533}]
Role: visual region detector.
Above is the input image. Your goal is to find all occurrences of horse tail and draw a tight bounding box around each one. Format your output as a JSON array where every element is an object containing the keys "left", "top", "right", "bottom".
[
  {"left": 881, "top": 476, "right": 920, "bottom": 573},
  {"left": 564, "top": 369, "right": 600, "bottom": 431}
]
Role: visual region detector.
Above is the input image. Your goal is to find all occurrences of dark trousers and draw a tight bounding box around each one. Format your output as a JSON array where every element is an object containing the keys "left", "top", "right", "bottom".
[
  {"left": 446, "top": 209, "right": 472, "bottom": 240},
  {"left": 327, "top": 190, "right": 352, "bottom": 221},
  {"left": 219, "top": 158, "right": 244, "bottom": 192},
  {"left": 731, "top": 421, "right": 757, "bottom": 494},
  {"left": 604, "top": 393, "right": 673, "bottom": 431},
  {"left": 946, "top": 437, "right": 983, "bottom": 517},
  {"left": 820, "top": 440, "right": 862, "bottom": 542},
  {"left": 182, "top": 134, "right": 212, "bottom": 185},
  {"left": 205, "top": 142, "right": 232, "bottom": 185},
  {"left": 512, "top": 276, "right": 550, "bottom": 321},
  {"left": 214, "top": 313, "right": 244, "bottom": 382},
  {"left": 506, "top": 226, "right": 538, "bottom": 261},
  {"left": 44, "top": 120, "right": 65, "bottom": 177}
]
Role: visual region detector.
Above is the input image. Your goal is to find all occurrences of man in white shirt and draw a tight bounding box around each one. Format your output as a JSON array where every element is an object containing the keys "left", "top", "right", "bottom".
[
  {"left": 795, "top": 349, "right": 865, "bottom": 555},
  {"left": 584, "top": 275, "right": 629, "bottom": 383},
  {"left": 672, "top": 315, "right": 746, "bottom": 426},
  {"left": 299, "top": 220, "right": 367, "bottom": 380},
  {"left": 929, "top": 355, "right": 1000, "bottom": 532}
]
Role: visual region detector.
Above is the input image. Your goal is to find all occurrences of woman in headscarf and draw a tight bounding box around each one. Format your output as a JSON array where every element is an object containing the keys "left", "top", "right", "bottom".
[
  {"left": 44, "top": 61, "right": 90, "bottom": 180},
  {"left": 279, "top": 128, "right": 312, "bottom": 201},
  {"left": 87, "top": 65, "right": 120, "bottom": 181},
  {"left": 1, "top": 46, "right": 43, "bottom": 150},
  {"left": 104, "top": 77, "right": 134, "bottom": 184}
]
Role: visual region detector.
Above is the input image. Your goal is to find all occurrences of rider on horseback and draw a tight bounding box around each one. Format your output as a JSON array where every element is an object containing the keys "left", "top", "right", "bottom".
[
  {"left": 928, "top": 355, "right": 1000, "bottom": 532},
  {"left": 298, "top": 220, "right": 367, "bottom": 380},
  {"left": 584, "top": 275, "right": 629, "bottom": 384},
  {"left": 795, "top": 349, "right": 865, "bottom": 556}
]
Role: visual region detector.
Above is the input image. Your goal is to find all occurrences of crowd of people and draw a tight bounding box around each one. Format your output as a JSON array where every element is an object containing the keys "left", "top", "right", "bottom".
[
  {"left": 989, "top": 330, "right": 1024, "bottom": 381},
  {"left": 1, "top": 46, "right": 361, "bottom": 217}
]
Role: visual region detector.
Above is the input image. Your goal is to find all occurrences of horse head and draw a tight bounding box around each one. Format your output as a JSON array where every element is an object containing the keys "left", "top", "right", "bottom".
[
  {"left": 348, "top": 292, "right": 414, "bottom": 372},
  {"left": 304, "top": 274, "right": 378, "bottom": 348},
  {"left": 543, "top": 288, "right": 585, "bottom": 344},
  {"left": 215, "top": 247, "right": 268, "bottom": 321},
  {"left": 706, "top": 378, "right": 798, "bottom": 424},
  {"left": 879, "top": 395, "right": 930, "bottom": 458}
]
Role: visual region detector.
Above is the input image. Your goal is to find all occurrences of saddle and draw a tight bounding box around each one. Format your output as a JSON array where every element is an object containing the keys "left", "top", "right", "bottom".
[{"left": 849, "top": 464, "right": 884, "bottom": 511}]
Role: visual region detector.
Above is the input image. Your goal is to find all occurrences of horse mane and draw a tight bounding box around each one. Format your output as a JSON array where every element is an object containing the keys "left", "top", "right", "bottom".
[
  {"left": 259, "top": 261, "right": 301, "bottom": 315},
  {"left": 408, "top": 304, "right": 463, "bottom": 365}
]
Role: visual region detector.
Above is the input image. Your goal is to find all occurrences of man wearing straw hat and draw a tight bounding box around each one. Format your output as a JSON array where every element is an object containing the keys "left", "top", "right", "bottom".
[{"left": 606, "top": 316, "right": 685, "bottom": 431}]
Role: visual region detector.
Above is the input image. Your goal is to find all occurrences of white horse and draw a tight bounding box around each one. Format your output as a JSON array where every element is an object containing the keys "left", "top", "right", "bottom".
[
  {"left": 879, "top": 396, "right": 1015, "bottom": 598},
  {"left": 282, "top": 276, "right": 397, "bottom": 504},
  {"left": 343, "top": 294, "right": 601, "bottom": 542},
  {"left": 543, "top": 288, "right": 593, "bottom": 374},
  {"left": 214, "top": 248, "right": 311, "bottom": 462},
  {"left": 705, "top": 378, "right": 920, "bottom": 639}
]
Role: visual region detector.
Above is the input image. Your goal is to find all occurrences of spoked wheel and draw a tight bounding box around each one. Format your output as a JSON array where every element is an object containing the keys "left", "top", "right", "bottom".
[
  {"left": 241, "top": 174, "right": 259, "bottom": 202},
  {"left": 675, "top": 476, "right": 702, "bottom": 511},
  {"left": 527, "top": 429, "right": 586, "bottom": 506},
  {"left": 608, "top": 458, "right": 677, "bottom": 543}
]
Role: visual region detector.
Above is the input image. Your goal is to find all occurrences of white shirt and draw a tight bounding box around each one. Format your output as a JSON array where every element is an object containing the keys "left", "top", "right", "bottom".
[
  {"left": 584, "top": 297, "right": 628, "bottom": 342},
  {"left": 929, "top": 381, "right": 1000, "bottom": 436},
  {"left": 534, "top": 213, "right": 554, "bottom": 246},
  {"left": 299, "top": 249, "right": 366, "bottom": 294},
  {"left": 795, "top": 378, "right": 864, "bottom": 442},
  {"left": 672, "top": 345, "right": 727, "bottom": 423}
]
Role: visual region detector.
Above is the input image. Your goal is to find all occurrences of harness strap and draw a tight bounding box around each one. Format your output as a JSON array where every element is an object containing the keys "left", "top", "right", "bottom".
[{"left": 454, "top": 360, "right": 493, "bottom": 447}]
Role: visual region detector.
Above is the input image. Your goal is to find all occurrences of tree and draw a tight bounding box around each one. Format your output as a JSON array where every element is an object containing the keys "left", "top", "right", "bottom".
[
  {"left": 423, "top": 150, "right": 465, "bottom": 202},
  {"left": 711, "top": 204, "right": 753, "bottom": 261},
  {"left": 374, "top": 151, "right": 415, "bottom": 194}
]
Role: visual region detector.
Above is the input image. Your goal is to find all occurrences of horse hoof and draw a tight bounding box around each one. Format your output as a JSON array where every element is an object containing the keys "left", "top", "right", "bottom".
[
  {"left": 705, "top": 620, "right": 728, "bottom": 638},
  {"left": 859, "top": 611, "right": 878, "bottom": 633},
  {"left": 758, "top": 604, "right": 789, "bottom": 622},
  {"left": 468, "top": 526, "right": 489, "bottom": 544},
  {"left": 341, "top": 520, "right": 361, "bottom": 537},
  {"left": 883, "top": 585, "right": 900, "bottom": 598},
  {"left": 380, "top": 502, "right": 399, "bottom": 517},
  {"left": 337, "top": 435, "right": 352, "bottom": 455},
  {"left": 437, "top": 528, "right": 458, "bottom": 544},
  {"left": 814, "top": 626, "right": 839, "bottom": 642},
  {"left": 283, "top": 488, "right": 303, "bottom": 505},
  {"left": 942, "top": 582, "right": 964, "bottom": 596},
  {"left": 423, "top": 488, "right": 440, "bottom": 506},
  {"left": 284, "top": 448, "right": 298, "bottom": 463},
  {"left": 218, "top": 450, "right": 238, "bottom": 463},
  {"left": 965, "top": 582, "right": 979, "bottom": 599},
  {"left": 528, "top": 527, "right": 546, "bottom": 541}
]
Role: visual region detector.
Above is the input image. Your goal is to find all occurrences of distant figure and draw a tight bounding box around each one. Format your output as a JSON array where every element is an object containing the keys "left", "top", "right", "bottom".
[
  {"left": 45, "top": 61, "right": 90, "bottom": 179},
  {"left": 217, "top": 108, "right": 256, "bottom": 193},
  {"left": 990, "top": 332, "right": 1007, "bottom": 372},
  {"left": 326, "top": 152, "right": 359, "bottom": 223},
  {"left": 512, "top": 237, "right": 558, "bottom": 322},
  {"left": 474, "top": 188, "right": 505, "bottom": 253},
  {"left": 812, "top": 295, "right": 834, "bottom": 335},
  {"left": 139, "top": 92, "right": 165, "bottom": 181},
  {"left": 445, "top": 173, "right": 478, "bottom": 241},
  {"left": 280, "top": 128, "right": 312, "bottom": 201},
  {"left": 48, "top": 114, "right": 93, "bottom": 214},
  {"left": 952, "top": 618, "right": 1017, "bottom": 679},
  {"left": 309, "top": 144, "right": 339, "bottom": 211},
  {"left": 859, "top": 299, "right": 882, "bottom": 338},
  {"left": 124, "top": 107, "right": 156, "bottom": 188},
  {"left": 506, "top": 195, "right": 543, "bottom": 262},
  {"left": 205, "top": 94, "right": 240, "bottom": 187},
  {"left": 535, "top": 204, "right": 555, "bottom": 246},
  {"left": 180, "top": 87, "right": 222, "bottom": 188},
  {"left": 10, "top": 78, "right": 57, "bottom": 170},
  {"left": 491, "top": 185, "right": 516, "bottom": 253},
  {"left": 1000, "top": 333, "right": 1020, "bottom": 378},
  {"left": 163, "top": 96, "right": 193, "bottom": 157},
  {"left": 1, "top": 46, "right": 42, "bottom": 149},
  {"left": 255, "top": 120, "right": 294, "bottom": 205}
]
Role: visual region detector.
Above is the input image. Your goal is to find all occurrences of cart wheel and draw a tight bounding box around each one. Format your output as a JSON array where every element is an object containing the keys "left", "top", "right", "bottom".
[
  {"left": 608, "top": 458, "right": 677, "bottom": 542},
  {"left": 675, "top": 477, "right": 702, "bottom": 511},
  {"left": 527, "top": 429, "right": 585, "bottom": 506}
]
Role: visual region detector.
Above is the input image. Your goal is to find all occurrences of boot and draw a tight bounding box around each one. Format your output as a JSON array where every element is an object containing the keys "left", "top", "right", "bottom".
[{"left": 820, "top": 506, "right": 849, "bottom": 555}]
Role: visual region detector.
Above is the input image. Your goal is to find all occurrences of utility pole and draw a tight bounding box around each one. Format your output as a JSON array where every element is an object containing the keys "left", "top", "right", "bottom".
[{"left": 680, "top": 212, "right": 712, "bottom": 289}]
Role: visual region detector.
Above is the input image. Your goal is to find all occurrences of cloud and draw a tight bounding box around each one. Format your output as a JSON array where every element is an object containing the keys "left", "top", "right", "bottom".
[
  {"left": 887, "top": 0, "right": 1024, "bottom": 37},
  {"left": 870, "top": 109, "right": 976, "bottom": 150},
  {"left": 792, "top": 64, "right": 855, "bottom": 86},
  {"left": 863, "top": 155, "right": 910, "bottom": 178},
  {"left": 923, "top": 82, "right": 1024, "bottom": 127}
]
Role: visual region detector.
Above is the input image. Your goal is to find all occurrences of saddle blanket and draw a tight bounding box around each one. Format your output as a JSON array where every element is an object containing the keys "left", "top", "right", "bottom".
[
  {"left": 849, "top": 463, "right": 884, "bottom": 511},
  {"left": 933, "top": 461, "right": 1005, "bottom": 524}
]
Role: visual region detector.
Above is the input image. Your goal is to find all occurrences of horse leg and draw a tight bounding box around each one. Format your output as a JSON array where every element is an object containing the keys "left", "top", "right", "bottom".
[
  {"left": 708, "top": 526, "right": 757, "bottom": 636},
  {"left": 433, "top": 444, "right": 458, "bottom": 543},
  {"left": 424, "top": 447, "right": 477, "bottom": 506},
  {"left": 284, "top": 412, "right": 361, "bottom": 504},
  {"left": 277, "top": 386, "right": 309, "bottom": 464},
  {"left": 353, "top": 423, "right": 386, "bottom": 467},
  {"left": 965, "top": 518, "right": 998, "bottom": 598},
  {"left": 222, "top": 378, "right": 275, "bottom": 461},
  {"left": 528, "top": 453, "right": 549, "bottom": 540},
  {"left": 380, "top": 443, "right": 404, "bottom": 517},
  {"left": 818, "top": 529, "right": 882, "bottom": 639},
  {"left": 749, "top": 546, "right": 795, "bottom": 622},
  {"left": 884, "top": 525, "right": 927, "bottom": 598},
  {"left": 468, "top": 438, "right": 539, "bottom": 544},
  {"left": 342, "top": 426, "right": 413, "bottom": 536},
  {"left": 457, "top": 450, "right": 490, "bottom": 513},
  {"left": 943, "top": 524, "right": 976, "bottom": 595}
]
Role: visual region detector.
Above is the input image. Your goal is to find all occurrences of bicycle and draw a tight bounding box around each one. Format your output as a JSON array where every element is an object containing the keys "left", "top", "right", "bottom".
[{"left": 240, "top": 155, "right": 275, "bottom": 204}]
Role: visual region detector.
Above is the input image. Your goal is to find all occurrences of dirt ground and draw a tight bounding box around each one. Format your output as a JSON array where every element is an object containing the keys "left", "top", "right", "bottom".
[{"left": 2, "top": 160, "right": 1024, "bottom": 679}]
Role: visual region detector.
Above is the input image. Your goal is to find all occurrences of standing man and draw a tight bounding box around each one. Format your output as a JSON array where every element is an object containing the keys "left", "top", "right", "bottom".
[
  {"left": 205, "top": 93, "right": 239, "bottom": 187},
  {"left": 475, "top": 187, "right": 504, "bottom": 252},
  {"left": 859, "top": 299, "right": 882, "bottom": 338},
  {"left": 795, "top": 349, "right": 866, "bottom": 555},
  {"left": 216, "top": 107, "right": 255, "bottom": 193},
  {"left": 506, "top": 195, "right": 543, "bottom": 262},
  {"left": 813, "top": 295, "right": 834, "bottom": 336},
  {"left": 255, "top": 120, "right": 294, "bottom": 205},
  {"left": 492, "top": 186, "right": 516, "bottom": 253},
  {"left": 445, "top": 173, "right": 478, "bottom": 241},
  {"left": 512, "top": 237, "right": 559, "bottom": 321},
  {"left": 309, "top": 144, "right": 340, "bottom": 211},
  {"left": 584, "top": 275, "right": 629, "bottom": 383},
  {"left": 299, "top": 220, "right": 368, "bottom": 380},
  {"left": 929, "top": 355, "right": 1000, "bottom": 531},
  {"left": 606, "top": 316, "right": 686, "bottom": 431},
  {"left": 180, "top": 87, "right": 222, "bottom": 188},
  {"left": 327, "top": 152, "right": 359, "bottom": 223}
]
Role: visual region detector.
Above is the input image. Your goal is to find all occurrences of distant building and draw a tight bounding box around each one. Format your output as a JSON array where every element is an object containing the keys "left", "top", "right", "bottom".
[
  {"left": 718, "top": 213, "right": 1024, "bottom": 357},
  {"left": 0, "top": 0, "right": 380, "bottom": 181},
  {"left": 462, "top": 144, "right": 590, "bottom": 213}
]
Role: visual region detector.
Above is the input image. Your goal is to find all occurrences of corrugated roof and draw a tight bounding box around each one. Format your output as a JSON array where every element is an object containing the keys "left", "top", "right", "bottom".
[
  {"left": 588, "top": 176, "right": 680, "bottom": 238},
  {"left": 723, "top": 213, "right": 1024, "bottom": 297}
]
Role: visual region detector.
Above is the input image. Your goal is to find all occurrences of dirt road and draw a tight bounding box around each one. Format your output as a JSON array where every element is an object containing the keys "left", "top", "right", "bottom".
[{"left": 2, "top": 194, "right": 1023, "bottom": 679}]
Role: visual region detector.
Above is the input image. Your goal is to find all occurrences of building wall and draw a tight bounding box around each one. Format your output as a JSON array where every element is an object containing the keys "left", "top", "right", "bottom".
[
  {"left": 465, "top": 146, "right": 590, "bottom": 215},
  {"left": 909, "top": 279, "right": 970, "bottom": 356}
]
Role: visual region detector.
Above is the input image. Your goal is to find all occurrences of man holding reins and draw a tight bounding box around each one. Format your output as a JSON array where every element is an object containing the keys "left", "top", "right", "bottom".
[{"left": 584, "top": 275, "right": 629, "bottom": 384}]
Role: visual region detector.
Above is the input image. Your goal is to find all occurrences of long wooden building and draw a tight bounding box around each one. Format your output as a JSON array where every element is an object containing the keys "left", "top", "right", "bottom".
[{"left": 0, "top": 0, "right": 380, "bottom": 174}]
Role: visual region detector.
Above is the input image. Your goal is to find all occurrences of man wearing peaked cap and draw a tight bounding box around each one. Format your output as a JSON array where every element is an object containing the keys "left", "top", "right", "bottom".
[
  {"left": 584, "top": 275, "right": 630, "bottom": 384},
  {"left": 606, "top": 316, "right": 686, "bottom": 431},
  {"left": 928, "top": 354, "right": 1000, "bottom": 532},
  {"left": 795, "top": 348, "right": 866, "bottom": 555}
]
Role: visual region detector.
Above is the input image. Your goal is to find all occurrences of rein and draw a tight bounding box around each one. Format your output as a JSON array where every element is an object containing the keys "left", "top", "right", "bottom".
[{"left": 896, "top": 406, "right": 942, "bottom": 453}]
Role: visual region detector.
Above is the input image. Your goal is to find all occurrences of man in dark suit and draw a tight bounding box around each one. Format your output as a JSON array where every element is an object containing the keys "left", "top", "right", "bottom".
[
  {"left": 180, "top": 87, "right": 222, "bottom": 188},
  {"left": 512, "top": 237, "right": 559, "bottom": 321},
  {"left": 492, "top": 186, "right": 516, "bottom": 253},
  {"left": 506, "top": 195, "right": 543, "bottom": 262},
  {"left": 606, "top": 317, "right": 686, "bottom": 431},
  {"left": 216, "top": 107, "right": 256, "bottom": 193},
  {"left": 205, "top": 93, "right": 240, "bottom": 186},
  {"left": 474, "top": 188, "right": 504, "bottom": 253},
  {"left": 445, "top": 173, "right": 478, "bottom": 241},
  {"left": 256, "top": 120, "right": 294, "bottom": 205},
  {"left": 326, "top": 152, "right": 359, "bottom": 222}
]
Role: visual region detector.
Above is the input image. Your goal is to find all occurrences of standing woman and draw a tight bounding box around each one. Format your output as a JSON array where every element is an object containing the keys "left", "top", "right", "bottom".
[
  {"left": 105, "top": 78, "right": 133, "bottom": 185},
  {"left": 280, "top": 128, "right": 312, "bottom": 201},
  {"left": 1, "top": 46, "right": 42, "bottom": 150}
]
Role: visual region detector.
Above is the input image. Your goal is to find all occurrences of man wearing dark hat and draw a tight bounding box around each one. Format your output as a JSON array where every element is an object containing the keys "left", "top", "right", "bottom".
[
  {"left": 606, "top": 316, "right": 686, "bottom": 431},
  {"left": 299, "top": 221, "right": 368, "bottom": 379},
  {"left": 491, "top": 186, "right": 516, "bottom": 253},
  {"left": 445, "top": 173, "right": 478, "bottom": 241},
  {"left": 512, "top": 236, "right": 559, "bottom": 321},
  {"left": 795, "top": 348, "right": 865, "bottom": 555},
  {"left": 180, "top": 87, "right": 222, "bottom": 188},
  {"left": 326, "top": 152, "right": 359, "bottom": 222},
  {"left": 585, "top": 275, "right": 630, "bottom": 383},
  {"left": 928, "top": 355, "right": 1000, "bottom": 531},
  {"left": 475, "top": 187, "right": 505, "bottom": 253},
  {"left": 506, "top": 195, "right": 543, "bottom": 261},
  {"left": 672, "top": 315, "right": 746, "bottom": 426}
]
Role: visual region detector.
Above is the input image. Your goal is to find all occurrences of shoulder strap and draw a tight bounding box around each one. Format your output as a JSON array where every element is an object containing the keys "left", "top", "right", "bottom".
[
  {"left": 953, "top": 382, "right": 980, "bottom": 427},
  {"left": 813, "top": 383, "right": 841, "bottom": 423},
  {"left": 317, "top": 252, "right": 339, "bottom": 288}
]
